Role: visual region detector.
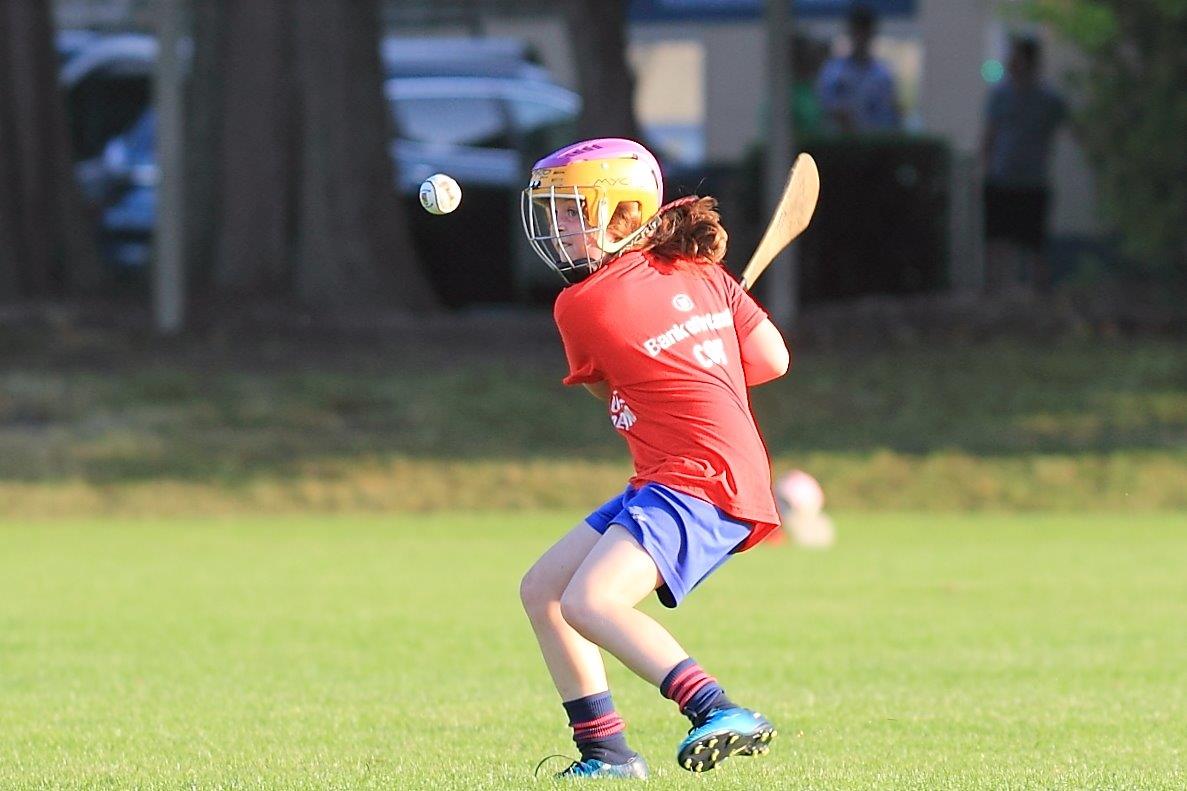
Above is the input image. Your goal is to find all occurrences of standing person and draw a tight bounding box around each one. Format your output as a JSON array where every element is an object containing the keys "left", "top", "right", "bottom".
[
  {"left": 791, "top": 32, "right": 828, "bottom": 141},
  {"left": 816, "top": 3, "right": 901, "bottom": 134},
  {"left": 518, "top": 138, "right": 790, "bottom": 779},
  {"left": 982, "top": 35, "right": 1068, "bottom": 295}
]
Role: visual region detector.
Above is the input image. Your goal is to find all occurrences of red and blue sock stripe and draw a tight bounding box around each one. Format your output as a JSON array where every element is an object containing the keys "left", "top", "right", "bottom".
[
  {"left": 661, "top": 658, "right": 735, "bottom": 724},
  {"left": 563, "top": 691, "right": 634, "bottom": 764}
]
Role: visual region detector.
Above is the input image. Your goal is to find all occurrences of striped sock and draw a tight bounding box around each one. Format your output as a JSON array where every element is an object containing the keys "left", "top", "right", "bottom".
[
  {"left": 563, "top": 691, "right": 635, "bottom": 765},
  {"left": 660, "top": 658, "right": 736, "bottom": 726}
]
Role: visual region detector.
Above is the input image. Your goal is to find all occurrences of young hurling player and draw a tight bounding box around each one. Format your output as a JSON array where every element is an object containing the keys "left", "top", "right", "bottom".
[{"left": 518, "top": 138, "right": 791, "bottom": 779}]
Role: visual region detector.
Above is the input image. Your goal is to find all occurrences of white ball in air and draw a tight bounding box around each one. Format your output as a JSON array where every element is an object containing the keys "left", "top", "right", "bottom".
[{"left": 419, "top": 173, "right": 461, "bottom": 215}]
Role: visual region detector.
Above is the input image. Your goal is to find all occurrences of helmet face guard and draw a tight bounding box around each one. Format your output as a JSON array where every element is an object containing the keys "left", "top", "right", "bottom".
[
  {"left": 520, "top": 139, "right": 663, "bottom": 285},
  {"left": 521, "top": 186, "right": 606, "bottom": 284}
]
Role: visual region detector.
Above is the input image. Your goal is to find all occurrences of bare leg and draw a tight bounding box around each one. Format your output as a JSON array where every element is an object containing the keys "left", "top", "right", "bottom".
[
  {"left": 560, "top": 524, "right": 690, "bottom": 687},
  {"left": 519, "top": 523, "right": 608, "bottom": 701}
]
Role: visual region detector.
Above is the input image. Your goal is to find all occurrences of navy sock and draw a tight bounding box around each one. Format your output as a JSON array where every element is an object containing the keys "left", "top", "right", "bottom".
[
  {"left": 563, "top": 691, "right": 636, "bottom": 765},
  {"left": 660, "top": 658, "right": 737, "bottom": 726}
]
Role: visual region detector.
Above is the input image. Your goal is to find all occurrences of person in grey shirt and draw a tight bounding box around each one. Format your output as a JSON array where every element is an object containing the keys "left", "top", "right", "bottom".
[
  {"left": 982, "top": 36, "right": 1068, "bottom": 295},
  {"left": 816, "top": 4, "right": 901, "bottom": 134}
]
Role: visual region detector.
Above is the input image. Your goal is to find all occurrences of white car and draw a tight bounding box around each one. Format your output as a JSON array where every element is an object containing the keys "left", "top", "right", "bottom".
[{"left": 386, "top": 75, "right": 580, "bottom": 193}]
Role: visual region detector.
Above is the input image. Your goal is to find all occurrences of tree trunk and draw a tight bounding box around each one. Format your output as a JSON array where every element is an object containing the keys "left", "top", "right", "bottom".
[
  {"left": 184, "top": 0, "right": 226, "bottom": 299},
  {"left": 197, "top": 0, "right": 435, "bottom": 310},
  {"left": 211, "top": 0, "right": 296, "bottom": 297},
  {"left": 291, "top": 0, "right": 435, "bottom": 307},
  {"left": 0, "top": 0, "right": 98, "bottom": 301},
  {"left": 564, "top": 0, "right": 643, "bottom": 142}
]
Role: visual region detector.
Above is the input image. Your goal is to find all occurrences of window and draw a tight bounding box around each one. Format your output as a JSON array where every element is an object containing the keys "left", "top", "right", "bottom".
[
  {"left": 507, "top": 95, "right": 579, "bottom": 161},
  {"left": 68, "top": 72, "right": 151, "bottom": 160},
  {"left": 391, "top": 96, "right": 510, "bottom": 149}
]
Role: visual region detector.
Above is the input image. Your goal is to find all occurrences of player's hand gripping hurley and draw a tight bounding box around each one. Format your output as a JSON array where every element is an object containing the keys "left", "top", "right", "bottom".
[{"left": 738, "top": 153, "right": 820, "bottom": 291}]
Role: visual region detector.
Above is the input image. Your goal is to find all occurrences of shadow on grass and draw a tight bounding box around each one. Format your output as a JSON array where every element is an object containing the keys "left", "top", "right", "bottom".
[{"left": 2, "top": 321, "right": 1187, "bottom": 511}]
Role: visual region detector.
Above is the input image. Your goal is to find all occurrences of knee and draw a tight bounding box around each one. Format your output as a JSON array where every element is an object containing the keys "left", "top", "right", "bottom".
[
  {"left": 558, "top": 588, "right": 601, "bottom": 638},
  {"left": 519, "top": 564, "right": 560, "bottom": 621}
]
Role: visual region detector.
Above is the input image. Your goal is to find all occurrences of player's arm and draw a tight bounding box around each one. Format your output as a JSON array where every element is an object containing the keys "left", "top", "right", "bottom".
[
  {"left": 740, "top": 319, "right": 790, "bottom": 386},
  {"left": 583, "top": 381, "right": 612, "bottom": 401},
  {"left": 555, "top": 299, "right": 608, "bottom": 400}
]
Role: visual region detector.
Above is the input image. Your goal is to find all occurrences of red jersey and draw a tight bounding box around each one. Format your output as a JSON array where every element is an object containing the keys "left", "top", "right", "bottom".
[{"left": 553, "top": 251, "right": 782, "bottom": 551}]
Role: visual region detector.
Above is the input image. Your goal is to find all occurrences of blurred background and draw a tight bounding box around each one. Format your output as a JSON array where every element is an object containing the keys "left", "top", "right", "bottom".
[
  {"left": 2, "top": 0, "right": 1186, "bottom": 517},
  {"left": 5, "top": 6, "right": 1187, "bottom": 786}
]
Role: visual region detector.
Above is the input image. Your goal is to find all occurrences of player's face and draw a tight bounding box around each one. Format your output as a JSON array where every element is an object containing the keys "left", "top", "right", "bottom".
[
  {"left": 549, "top": 198, "right": 604, "bottom": 259},
  {"left": 538, "top": 193, "right": 602, "bottom": 261},
  {"left": 521, "top": 185, "right": 611, "bottom": 283}
]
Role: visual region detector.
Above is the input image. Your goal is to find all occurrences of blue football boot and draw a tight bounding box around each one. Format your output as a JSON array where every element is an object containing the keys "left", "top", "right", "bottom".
[
  {"left": 552, "top": 755, "right": 650, "bottom": 780},
  {"left": 676, "top": 707, "right": 777, "bottom": 773}
]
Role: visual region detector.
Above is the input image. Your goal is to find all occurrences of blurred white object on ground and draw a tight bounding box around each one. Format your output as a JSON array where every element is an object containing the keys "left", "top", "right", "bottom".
[{"left": 775, "top": 469, "right": 836, "bottom": 548}]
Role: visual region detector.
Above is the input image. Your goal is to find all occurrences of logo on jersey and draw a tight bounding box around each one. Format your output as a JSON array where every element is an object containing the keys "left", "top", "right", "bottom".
[
  {"left": 610, "top": 391, "right": 636, "bottom": 431},
  {"left": 671, "top": 293, "right": 694, "bottom": 312},
  {"left": 642, "top": 309, "right": 734, "bottom": 357},
  {"left": 694, "top": 338, "right": 728, "bottom": 368}
]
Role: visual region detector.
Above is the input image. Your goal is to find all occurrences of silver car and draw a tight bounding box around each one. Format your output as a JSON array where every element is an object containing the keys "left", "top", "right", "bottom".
[{"left": 386, "top": 75, "right": 580, "bottom": 193}]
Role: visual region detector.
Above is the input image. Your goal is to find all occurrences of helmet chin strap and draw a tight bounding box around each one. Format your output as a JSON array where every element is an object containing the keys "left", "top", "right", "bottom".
[{"left": 578, "top": 225, "right": 651, "bottom": 281}]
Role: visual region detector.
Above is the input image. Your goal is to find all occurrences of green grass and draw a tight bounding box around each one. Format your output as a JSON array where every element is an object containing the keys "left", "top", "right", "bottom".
[
  {"left": 3, "top": 333, "right": 1187, "bottom": 514},
  {"left": 2, "top": 512, "right": 1185, "bottom": 789},
  {"left": 6, "top": 337, "right": 1187, "bottom": 478}
]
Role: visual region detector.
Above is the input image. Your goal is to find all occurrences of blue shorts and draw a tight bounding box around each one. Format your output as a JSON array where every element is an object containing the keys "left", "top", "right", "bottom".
[{"left": 584, "top": 483, "right": 753, "bottom": 608}]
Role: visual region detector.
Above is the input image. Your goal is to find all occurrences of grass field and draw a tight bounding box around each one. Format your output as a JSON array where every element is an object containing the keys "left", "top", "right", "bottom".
[
  {"left": 2, "top": 512, "right": 1185, "bottom": 790},
  {"left": 4, "top": 333, "right": 1187, "bottom": 514}
]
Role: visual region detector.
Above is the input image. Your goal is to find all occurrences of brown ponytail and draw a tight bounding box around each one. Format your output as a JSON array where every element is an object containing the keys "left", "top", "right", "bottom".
[
  {"left": 642, "top": 197, "right": 728, "bottom": 267},
  {"left": 605, "top": 195, "right": 729, "bottom": 270}
]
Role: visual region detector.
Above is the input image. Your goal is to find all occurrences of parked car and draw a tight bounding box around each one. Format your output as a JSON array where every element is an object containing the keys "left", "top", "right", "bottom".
[
  {"left": 385, "top": 75, "right": 581, "bottom": 305},
  {"left": 381, "top": 36, "right": 553, "bottom": 81},
  {"left": 84, "top": 110, "right": 157, "bottom": 271},
  {"left": 61, "top": 32, "right": 698, "bottom": 304},
  {"left": 386, "top": 75, "right": 579, "bottom": 192},
  {"left": 74, "top": 74, "right": 581, "bottom": 292},
  {"left": 56, "top": 29, "right": 101, "bottom": 66},
  {"left": 59, "top": 33, "right": 159, "bottom": 162}
]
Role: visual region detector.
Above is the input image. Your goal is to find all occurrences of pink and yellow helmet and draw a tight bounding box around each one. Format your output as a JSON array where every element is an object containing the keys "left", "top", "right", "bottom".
[{"left": 521, "top": 138, "right": 663, "bottom": 284}]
